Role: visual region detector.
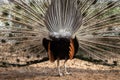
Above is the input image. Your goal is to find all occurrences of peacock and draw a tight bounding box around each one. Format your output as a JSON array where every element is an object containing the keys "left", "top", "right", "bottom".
[{"left": 0, "top": 0, "right": 120, "bottom": 76}]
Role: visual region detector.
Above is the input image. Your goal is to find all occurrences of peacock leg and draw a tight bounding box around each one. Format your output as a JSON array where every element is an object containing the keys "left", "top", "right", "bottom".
[
  {"left": 57, "top": 58, "right": 63, "bottom": 76},
  {"left": 64, "top": 59, "right": 71, "bottom": 75}
]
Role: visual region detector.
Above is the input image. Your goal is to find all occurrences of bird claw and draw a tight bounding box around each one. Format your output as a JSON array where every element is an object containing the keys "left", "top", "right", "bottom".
[
  {"left": 65, "top": 72, "right": 71, "bottom": 75},
  {"left": 58, "top": 73, "right": 63, "bottom": 77},
  {"left": 58, "top": 72, "right": 71, "bottom": 76}
]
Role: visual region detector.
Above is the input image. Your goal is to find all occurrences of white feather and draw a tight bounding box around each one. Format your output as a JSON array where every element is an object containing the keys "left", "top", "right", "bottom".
[
  {"left": 45, "top": 0, "right": 82, "bottom": 38},
  {"left": 50, "top": 29, "right": 72, "bottom": 38}
]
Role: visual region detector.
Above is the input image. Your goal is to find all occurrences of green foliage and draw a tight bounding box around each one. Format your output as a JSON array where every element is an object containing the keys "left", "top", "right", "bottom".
[{"left": 97, "top": 7, "right": 120, "bottom": 19}]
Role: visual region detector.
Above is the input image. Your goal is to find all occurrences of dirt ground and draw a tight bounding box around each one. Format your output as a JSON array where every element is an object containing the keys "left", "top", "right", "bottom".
[{"left": 0, "top": 59, "right": 120, "bottom": 80}]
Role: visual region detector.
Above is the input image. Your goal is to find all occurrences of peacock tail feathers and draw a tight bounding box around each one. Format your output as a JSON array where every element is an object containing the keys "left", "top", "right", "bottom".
[
  {"left": 0, "top": 0, "right": 120, "bottom": 67},
  {"left": 44, "top": 0, "right": 82, "bottom": 38}
]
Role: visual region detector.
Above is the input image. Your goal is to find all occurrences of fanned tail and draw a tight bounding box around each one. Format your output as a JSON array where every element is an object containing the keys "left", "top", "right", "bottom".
[
  {"left": 45, "top": 0, "right": 82, "bottom": 38},
  {"left": 0, "top": 0, "right": 50, "bottom": 66},
  {"left": 76, "top": 0, "right": 120, "bottom": 61}
]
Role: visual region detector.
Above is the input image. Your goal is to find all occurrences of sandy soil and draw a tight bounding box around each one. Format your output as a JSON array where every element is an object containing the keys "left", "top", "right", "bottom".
[{"left": 0, "top": 59, "right": 120, "bottom": 80}]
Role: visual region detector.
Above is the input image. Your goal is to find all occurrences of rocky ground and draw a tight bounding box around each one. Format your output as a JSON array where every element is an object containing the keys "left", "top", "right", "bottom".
[{"left": 0, "top": 59, "right": 120, "bottom": 80}]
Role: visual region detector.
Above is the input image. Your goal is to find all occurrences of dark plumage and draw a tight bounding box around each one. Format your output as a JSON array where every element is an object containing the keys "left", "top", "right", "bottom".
[{"left": 43, "top": 37, "right": 79, "bottom": 62}]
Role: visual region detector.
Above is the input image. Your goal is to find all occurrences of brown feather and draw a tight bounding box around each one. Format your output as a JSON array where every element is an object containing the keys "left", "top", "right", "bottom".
[
  {"left": 69, "top": 39, "right": 75, "bottom": 59},
  {"left": 48, "top": 42, "right": 55, "bottom": 62}
]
